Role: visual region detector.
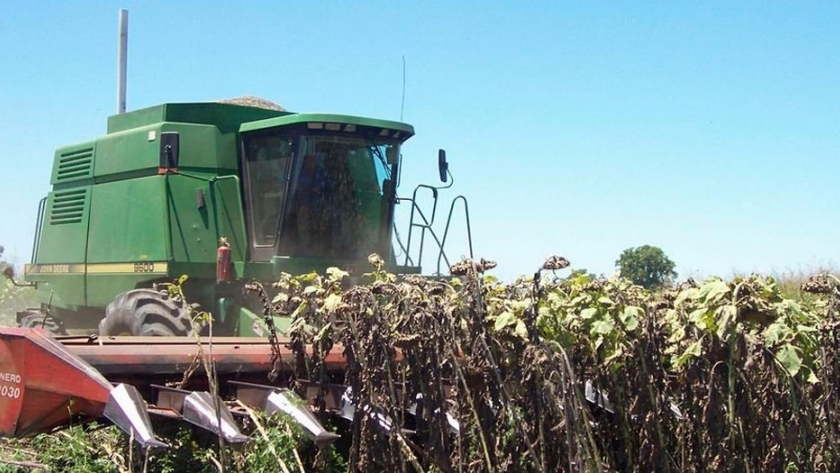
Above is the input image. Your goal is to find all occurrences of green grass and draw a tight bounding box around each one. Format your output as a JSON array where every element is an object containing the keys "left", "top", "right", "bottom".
[{"left": 769, "top": 265, "right": 838, "bottom": 302}]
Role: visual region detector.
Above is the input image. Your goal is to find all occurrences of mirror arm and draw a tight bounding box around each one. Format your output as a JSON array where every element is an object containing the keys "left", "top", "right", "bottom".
[{"left": 2, "top": 267, "right": 35, "bottom": 287}]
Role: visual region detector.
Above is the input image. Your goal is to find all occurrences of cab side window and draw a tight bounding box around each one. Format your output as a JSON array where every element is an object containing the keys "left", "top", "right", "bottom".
[{"left": 243, "top": 135, "right": 292, "bottom": 247}]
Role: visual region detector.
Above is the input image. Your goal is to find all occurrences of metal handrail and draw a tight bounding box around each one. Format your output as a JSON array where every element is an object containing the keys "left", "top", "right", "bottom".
[
  {"left": 397, "top": 195, "right": 474, "bottom": 275},
  {"left": 401, "top": 184, "right": 440, "bottom": 265},
  {"left": 436, "top": 195, "right": 473, "bottom": 274},
  {"left": 30, "top": 197, "right": 47, "bottom": 264},
  {"left": 395, "top": 165, "right": 473, "bottom": 275}
]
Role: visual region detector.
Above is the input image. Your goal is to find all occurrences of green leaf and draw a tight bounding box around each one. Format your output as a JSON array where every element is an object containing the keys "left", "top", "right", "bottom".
[
  {"left": 754, "top": 277, "right": 776, "bottom": 296},
  {"left": 570, "top": 295, "right": 589, "bottom": 306},
  {"left": 688, "top": 308, "right": 707, "bottom": 325},
  {"left": 297, "top": 272, "right": 318, "bottom": 283},
  {"left": 509, "top": 298, "right": 532, "bottom": 313},
  {"left": 674, "top": 288, "right": 697, "bottom": 307},
  {"left": 289, "top": 301, "right": 309, "bottom": 320},
  {"left": 513, "top": 321, "right": 529, "bottom": 340},
  {"left": 288, "top": 316, "right": 306, "bottom": 333},
  {"left": 313, "top": 322, "right": 332, "bottom": 343},
  {"left": 604, "top": 345, "right": 624, "bottom": 365},
  {"left": 591, "top": 318, "right": 615, "bottom": 336},
  {"left": 323, "top": 294, "right": 343, "bottom": 312},
  {"left": 325, "top": 267, "right": 349, "bottom": 282},
  {"left": 547, "top": 292, "right": 564, "bottom": 308},
  {"left": 598, "top": 296, "right": 614, "bottom": 306},
  {"left": 494, "top": 311, "right": 517, "bottom": 331},
  {"left": 763, "top": 322, "right": 790, "bottom": 346},
  {"left": 715, "top": 305, "right": 737, "bottom": 339},
  {"left": 674, "top": 339, "right": 703, "bottom": 369},
  {"left": 621, "top": 306, "right": 642, "bottom": 331},
  {"left": 795, "top": 324, "right": 818, "bottom": 333},
  {"left": 775, "top": 344, "right": 802, "bottom": 377},
  {"left": 580, "top": 308, "right": 598, "bottom": 320},
  {"left": 698, "top": 280, "right": 729, "bottom": 304}
]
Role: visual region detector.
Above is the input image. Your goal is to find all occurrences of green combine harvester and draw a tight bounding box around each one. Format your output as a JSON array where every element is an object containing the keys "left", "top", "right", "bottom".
[{"left": 15, "top": 98, "right": 471, "bottom": 338}]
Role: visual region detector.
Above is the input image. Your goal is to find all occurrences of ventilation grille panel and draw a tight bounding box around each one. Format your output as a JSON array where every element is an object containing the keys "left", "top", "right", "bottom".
[
  {"left": 56, "top": 147, "right": 94, "bottom": 182},
  {"left": 50, "top": 189, "right": 88, "bottom": 225}
]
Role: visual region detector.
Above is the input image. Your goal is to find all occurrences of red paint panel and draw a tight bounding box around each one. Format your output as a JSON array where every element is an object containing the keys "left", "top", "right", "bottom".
[
  {"left": 0, "top": 334, "right": 25, "bottom": 437},
  {"left": 64, "top": 336, "right": 350, "bottom": 376},
  {"left": 0, "top": 328, "right": 112, "bottom": 437}
]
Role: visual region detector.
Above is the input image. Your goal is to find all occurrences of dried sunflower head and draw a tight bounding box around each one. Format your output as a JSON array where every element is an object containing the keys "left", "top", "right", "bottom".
[{"left": 542, "top": 255, "right": 571, "bottom": 271}]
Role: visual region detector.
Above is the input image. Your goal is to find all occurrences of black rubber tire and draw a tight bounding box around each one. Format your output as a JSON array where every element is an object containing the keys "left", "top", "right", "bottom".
[
  {"left": 18, "top": 311, "right": 67, "bottom": 336},
  {"left": 138, "top": 322, "right": 177, "bottom": 337},
  {"left": 98, "top": 289, "right": 193, "bottom": 337}
]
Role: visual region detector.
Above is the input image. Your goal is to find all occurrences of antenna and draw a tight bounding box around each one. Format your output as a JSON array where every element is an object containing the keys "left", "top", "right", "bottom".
[
  {"left": 117, "top": 9, "right": 128, "bottom": 114},
  {"left": 400, "top": 55, "right": 406, "bottom": 121}
]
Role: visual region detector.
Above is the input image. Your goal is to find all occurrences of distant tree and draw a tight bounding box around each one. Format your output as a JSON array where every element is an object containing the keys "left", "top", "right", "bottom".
[{"left": 615, "top": 245, "right": 677, "bottom": 290}]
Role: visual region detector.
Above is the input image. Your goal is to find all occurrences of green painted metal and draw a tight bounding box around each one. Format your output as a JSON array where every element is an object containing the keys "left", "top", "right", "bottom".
[
  {"left": 234, "top": 305, "right": 293, "bottom": 338},
  {"left": 107, "top": 102, "right": 288, "bottom": 134},
  {"left": 211, "top": 175, "right": 248, "bottom": 261},
  {"left": 50, "top": 142, "right": 96, "bottom": 187},
  {"left": 85, "top": 177, "right": 167, "bottom": 307},
  {"left": 26, "top": 101, "right": 420, "bottom": 336},
  {"left": 239, "top": 113, "right": 414, "bottom": 136}
]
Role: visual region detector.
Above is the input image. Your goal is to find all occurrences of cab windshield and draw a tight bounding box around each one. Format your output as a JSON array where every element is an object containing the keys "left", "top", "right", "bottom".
[{"left": 243, "top": 130, "right": 398, "bottom": 261}]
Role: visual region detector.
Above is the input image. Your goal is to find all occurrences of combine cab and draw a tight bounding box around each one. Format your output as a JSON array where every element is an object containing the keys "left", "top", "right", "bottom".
[{"left": 1, "top": 99, "right": 473, "bottom": 447}]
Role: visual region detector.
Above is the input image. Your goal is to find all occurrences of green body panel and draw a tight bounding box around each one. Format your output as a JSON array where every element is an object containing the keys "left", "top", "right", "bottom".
[
  {"left": 87, "top": 176, "right": 168, "bottom": 262},
  {"left": 85, "top": 176, "right": 168, "bottom": 306},
  {"left": 211, "top": 176, "right": 248, "bottom": 262},
  {"left": 240, "top": 112, "right": 415, "bottom": 137},
  {"left": 234, "top": 305, "right": 293, "bottom": 338},
  {"left": 50, "top": 141, "right": 96, "bottom": 186},
  {"left": 34, "top": 275, "right": 86, "bottom": 308},
  {"left": 37, "top": 189, "right": 92, "bottom": 263},
  {"left": 108, "top": 103, "right": 288, "bottom": 135},
  {"left": 26, "top": 101, "right": 420, "bottom": 335},
  {"left": 31, "top": 184, "right": 93, "bottom": 307},
  {"left": 95, "top": 123, "right": 233, "bottom": 177},
  {"left": 166, "top": 173, "right": 219, "bottom": 264}
]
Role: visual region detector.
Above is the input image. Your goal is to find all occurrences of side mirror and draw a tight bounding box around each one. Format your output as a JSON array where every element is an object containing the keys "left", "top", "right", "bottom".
[
  {"left": 159, "top": 132, "right": 180, "bottom": 173},
  {"left": 438, "top": 149, "right": 448, "bottom": 183},
  {"left": 2, "top": 265, "right": 14, "bottom": 280}
]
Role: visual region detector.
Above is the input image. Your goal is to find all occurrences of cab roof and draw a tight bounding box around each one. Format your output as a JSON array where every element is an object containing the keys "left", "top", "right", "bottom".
[
  {"left": 239, "top": 113, "right": 415, "bottom": 139},
  {"left": 107, "top": 102, "right": 415, "bottom": 139}
]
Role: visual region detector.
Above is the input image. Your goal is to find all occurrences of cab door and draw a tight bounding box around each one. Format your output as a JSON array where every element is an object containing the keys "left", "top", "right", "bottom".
[{"left": 241, "top": 132, "right": 294, "bottom": 262}]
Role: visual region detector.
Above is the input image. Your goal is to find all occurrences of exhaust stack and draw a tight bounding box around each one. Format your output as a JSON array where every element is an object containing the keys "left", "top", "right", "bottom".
[{"left": 117, "top": 9, "right": 128, "bottom": 114}]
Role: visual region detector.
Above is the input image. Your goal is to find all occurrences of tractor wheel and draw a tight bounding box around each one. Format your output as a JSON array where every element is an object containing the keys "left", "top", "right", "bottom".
[
  {"left": 18, "top": 311, "right": 67, "bottom": 336},
  {"left": 99, "top": 289, "right": 194, "bottom": 337}
]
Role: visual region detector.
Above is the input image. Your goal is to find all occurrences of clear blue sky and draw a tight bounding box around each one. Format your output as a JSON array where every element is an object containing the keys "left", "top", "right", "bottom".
[{"left": 1, "top": 1, "right": 838, "bottom": 281}]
